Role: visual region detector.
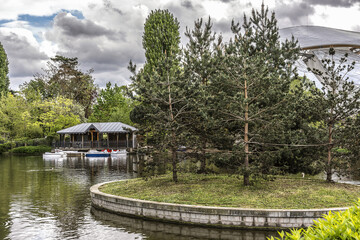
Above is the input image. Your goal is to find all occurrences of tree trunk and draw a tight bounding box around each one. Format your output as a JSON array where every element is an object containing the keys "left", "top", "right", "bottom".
[
  {"left": 168, "top": 72, "right": 178, "bottom": 182},
  {"left": 326, "top": 124, "right": 333, "bottom": 182},
  {"left": 244, "top": 79, "right": 250, "bottom": 186}
]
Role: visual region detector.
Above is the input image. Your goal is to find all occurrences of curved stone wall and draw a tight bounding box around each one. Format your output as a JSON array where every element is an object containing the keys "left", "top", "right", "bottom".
[{"left": 90, "top": 181, "right": 348, "bottom": 229}]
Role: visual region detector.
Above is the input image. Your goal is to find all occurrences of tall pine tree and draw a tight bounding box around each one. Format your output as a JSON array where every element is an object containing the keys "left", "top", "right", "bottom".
[
  {"left": 214, "top": 4, "right": 299, "bottom": 185},
  {"left": 183, "top": 17, "right": 223, "bottom": 173}
]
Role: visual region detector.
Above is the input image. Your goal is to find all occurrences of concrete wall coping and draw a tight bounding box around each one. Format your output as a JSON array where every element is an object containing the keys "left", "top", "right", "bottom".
[{"left": 90, "top": 179, "right": 350, "bottom": 229}]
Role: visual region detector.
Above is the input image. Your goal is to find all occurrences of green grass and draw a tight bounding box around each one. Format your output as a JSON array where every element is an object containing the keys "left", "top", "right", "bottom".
[{"left": 100, "top": 173, "right": 360, "bottom": 209}]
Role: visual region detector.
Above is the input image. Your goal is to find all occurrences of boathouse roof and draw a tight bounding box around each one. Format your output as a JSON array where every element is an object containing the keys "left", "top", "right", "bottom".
[{"left": 57, "top": 122, "right": 137, "bottom": 134}]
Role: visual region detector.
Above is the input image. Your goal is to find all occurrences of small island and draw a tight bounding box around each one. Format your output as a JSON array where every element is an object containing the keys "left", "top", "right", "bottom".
[
  {"left": 90, "top": 173, "right": 359, "bottom": 230},
  {"left": 99, "top": 174, "right": 360, "bottom": 209}
]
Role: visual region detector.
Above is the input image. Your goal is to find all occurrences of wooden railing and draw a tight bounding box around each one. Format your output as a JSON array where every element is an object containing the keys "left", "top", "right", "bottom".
[{"left": 53, "top": 140, "right": 134, "bottom": 149}]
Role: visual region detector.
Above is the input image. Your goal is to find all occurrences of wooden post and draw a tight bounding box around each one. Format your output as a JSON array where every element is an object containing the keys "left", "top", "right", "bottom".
[
  {"left": 117, "top": 133, "right": 119, "bottom": 149},
  {"left": 126, "top": 133, "right": 129, "bottom": 148},
  {"left": 97, "top": 132, "right": 99, "bottom": 148},
  {"left": 132, "top": 133, "right": 135, "bottom": 149},
  {"left": 107, "top": 133, "right": 109, "bottom": 149},
  {"left": 82, "top": 135, "right": 84, "bottom": 148},
  {"left": 63, "top": 134, "right": 66, "bottom": 147}
]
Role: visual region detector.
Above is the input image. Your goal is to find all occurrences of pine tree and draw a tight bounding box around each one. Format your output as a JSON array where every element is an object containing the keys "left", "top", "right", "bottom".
[
  {"left": 214, "top": 4, "right": 299, "bottom": 185},
  {"left": 183, "top": 17, "right": 223, "bottom": 173},
  {"left": 307, "top": 48, "right": 360, "bottom": 182}
]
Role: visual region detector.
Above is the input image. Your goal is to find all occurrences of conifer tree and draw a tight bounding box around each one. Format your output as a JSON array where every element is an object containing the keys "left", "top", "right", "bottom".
[
  {"left": 183, "top": 17, "right": 223, "bottom": 173},
  {"left": 129, "top": 9, "right": 186, "bottom": 182},
  {"left": 214, "top": 4, "right": 299, "bottom": 185},
  {"left": 307, "top": 48, "right": 360, "bottom": 182}
]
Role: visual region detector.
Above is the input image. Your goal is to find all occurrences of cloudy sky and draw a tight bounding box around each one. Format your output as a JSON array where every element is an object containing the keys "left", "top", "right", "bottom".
[{"left": 1, "top": 0, "right": 360, "bottom": 90}]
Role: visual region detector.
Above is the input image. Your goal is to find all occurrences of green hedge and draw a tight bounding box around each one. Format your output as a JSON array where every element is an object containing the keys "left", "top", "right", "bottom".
[
  {"left": 0, "top": 142, "right": 16, "bottom": 153},
  {"left": 10, "top": 145, "right": 51, "bottom": 154},
  {"left": 270, "top": 200, "right": 360, "bottom": 240}
]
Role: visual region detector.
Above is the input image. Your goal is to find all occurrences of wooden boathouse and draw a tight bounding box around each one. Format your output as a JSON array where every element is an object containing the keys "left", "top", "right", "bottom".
[{"left": 56, "top": 122, "right": 137, "bottom": 150}]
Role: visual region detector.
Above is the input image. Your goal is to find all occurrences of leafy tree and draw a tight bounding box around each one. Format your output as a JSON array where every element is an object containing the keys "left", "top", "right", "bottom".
[
  {"left": 129, "top": 9, "right": 186, "bottom": 182},
  {"left": 0, "top": 42, "right": 9, "bottom": 96},
  {"left": 142, "top": 9, "right": 180, "bottom": 74},
  {"left": 183, "top": 17, "right": 223, "bottom": 172},
  {"left": 307, "top": 48, "right": 360, "bottom": 182},
  {"left": 21, "top": 55, "right": 97, "bottom": 118},
  {"left": 30, "top": 96, "right": 84, "bottom": 138},
  {"left": 214, "top": 5, "right": 299, "bottom": 185},
  {"left": 0, "top": 93, "right": 36, "bottom": 140},
  {"left": 89, "top": 82, "right": 133, "bottom": 125}
]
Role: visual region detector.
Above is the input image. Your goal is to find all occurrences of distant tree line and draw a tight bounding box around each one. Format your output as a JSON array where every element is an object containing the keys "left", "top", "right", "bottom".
[{"left": 0, "top": 54, "right": 133, "bottom": 145}]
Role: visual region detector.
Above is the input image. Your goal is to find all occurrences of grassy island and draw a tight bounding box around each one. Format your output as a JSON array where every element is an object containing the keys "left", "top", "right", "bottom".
[{"left": 100, "top": 173, "right": 360, "bottom": 209}]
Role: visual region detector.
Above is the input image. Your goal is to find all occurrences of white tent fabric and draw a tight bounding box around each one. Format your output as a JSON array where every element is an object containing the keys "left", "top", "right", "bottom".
[
  {"left": 279, "top": 26, "right": 360, "bottom": 50},
  {"left": 279, "top": 26, "right": 360, "bottom": 86}
]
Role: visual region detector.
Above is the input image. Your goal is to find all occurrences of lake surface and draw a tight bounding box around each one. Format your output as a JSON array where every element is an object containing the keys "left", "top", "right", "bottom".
[{"left": 0, "top": 154, "right": 277, "bottom": 240}]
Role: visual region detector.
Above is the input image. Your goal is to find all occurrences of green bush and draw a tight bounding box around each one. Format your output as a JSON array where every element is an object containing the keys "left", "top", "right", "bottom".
[
  {"left": 0, "top": 142, "right": 16, "bottom": 153},
  {"left": 10, "top": 145, "right": 51, "bottom": 154},
  {"left": 269, "top": 200, "right": 360, "bottom": 240}
]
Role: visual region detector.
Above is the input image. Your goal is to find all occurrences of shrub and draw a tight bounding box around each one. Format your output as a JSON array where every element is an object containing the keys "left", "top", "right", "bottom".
[
  {"left": 269, "top": 200, "right": 360, "bottom": 240},
  {"left": 10, "top": 145, "right": 51, "bottom": 154},
  {"left": 0, "top": 142, "right": 15, "bottom": 153}
]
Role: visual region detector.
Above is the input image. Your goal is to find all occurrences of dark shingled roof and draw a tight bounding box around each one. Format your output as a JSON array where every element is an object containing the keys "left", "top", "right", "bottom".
[{"left": 57, "top": 122, "right": 137, "bottom": 134}]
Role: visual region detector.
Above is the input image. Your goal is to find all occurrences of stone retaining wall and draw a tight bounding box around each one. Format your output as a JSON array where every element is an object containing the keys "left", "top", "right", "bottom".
[{"left": 90, "top": 181, "right": 348, "bottom": 229}]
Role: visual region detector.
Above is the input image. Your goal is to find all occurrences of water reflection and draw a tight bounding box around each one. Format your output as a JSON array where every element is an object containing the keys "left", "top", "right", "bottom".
[
  {"left": 0, "top": 154, "right": 279, "bottom": 240},
  {"left": 91, "top": 207, "right": 277, "bottom": 240}
]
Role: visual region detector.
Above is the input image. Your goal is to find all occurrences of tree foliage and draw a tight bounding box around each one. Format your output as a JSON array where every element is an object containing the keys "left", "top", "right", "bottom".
[
  {"left": 130, "top": 9, "right": 186, "bottom": 182},
  {"left": 142, "top": 9, "right": 180, "bottom": 74},
  {"left": 0, "top": 93, "right": 84, "bottom": 141},
  {"left": 21, "top": 55, "right": 97, "bottom": 118},
  {"left": 182, "top": 17, "right": 223, "bottom": 172},
  {"left": 213, "top": 4, "right": 300, "bottom": 185},
  {"left": 89, "top": 82, "right": 133, "bottom": 125},
  {"left": 307, "top": 48, "right": 360, "bottom": 182},
  {"left": 0, "top": 42, "right": 9, "bottom": 96}
]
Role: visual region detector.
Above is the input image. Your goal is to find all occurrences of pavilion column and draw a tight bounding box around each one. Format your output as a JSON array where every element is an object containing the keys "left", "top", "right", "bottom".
[
  {"left": 63, "top": 134, "right": 66, "bottom": 147},
  {"left": 82, "top": 135, "right": 84, "bottom": 148},
  {"left": 132, "top": 132, "right": 136, "bottom": 148},
  {"left": 97, "top": 132, "right": 100, "bottom": 148},
  {"left": 107, "top": 133, "right": 109, "bottom": 149},
  {"left": 126, "top": 133, "right": 129, "bottom": 148},
  {"left": 116, "top": 133, "right": 119, "bottom": 149}
]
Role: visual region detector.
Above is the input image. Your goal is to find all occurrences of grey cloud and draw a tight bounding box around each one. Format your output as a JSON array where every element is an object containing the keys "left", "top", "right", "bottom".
[
  {"left": 103, "top": 0, "right": 123, "bottom": 15},
  {"left": 308, "top": 0, "right": 360, "bottom": 7},
  {"left": 181, "top": 0, "right": 193, "bottom": 9},
  {"left": 275, "top": 2, "right": 315, "bottom": 26},
  {"left": 53, "top": 12, "right": 116, "bottom": 38},
  {"left": 0, "top": 32, "right": 47, "bottom": 78}
]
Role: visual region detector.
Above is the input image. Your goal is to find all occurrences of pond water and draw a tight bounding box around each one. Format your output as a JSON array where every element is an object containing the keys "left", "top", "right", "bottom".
[{"left": 0, "top": 154, "right": 277, "bottom": 240}]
